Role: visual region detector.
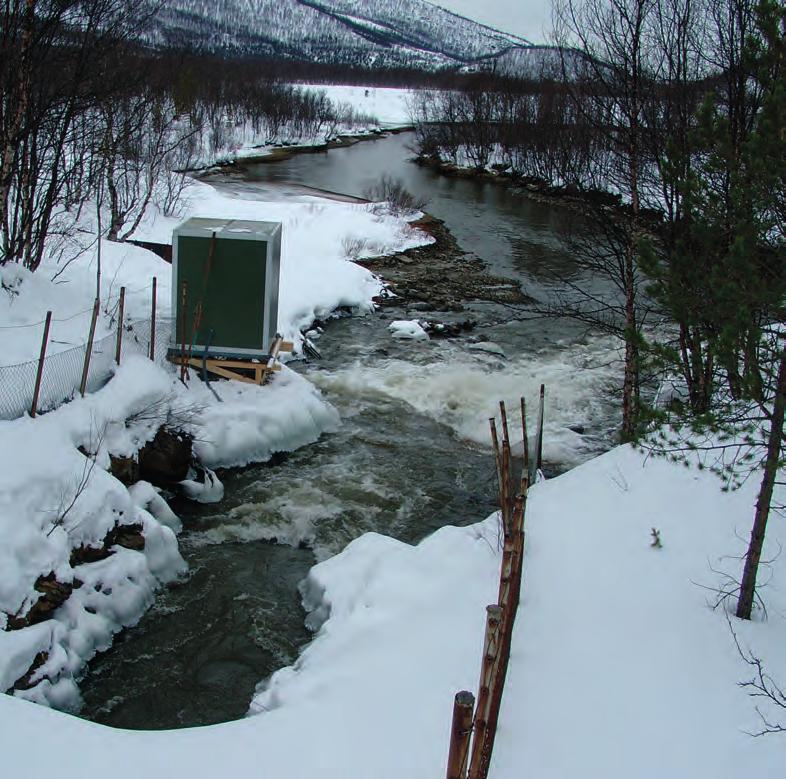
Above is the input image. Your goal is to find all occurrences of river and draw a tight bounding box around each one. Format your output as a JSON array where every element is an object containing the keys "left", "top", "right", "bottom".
[{"left": 78, "top": 131, "right": 621, "bottom": 729}]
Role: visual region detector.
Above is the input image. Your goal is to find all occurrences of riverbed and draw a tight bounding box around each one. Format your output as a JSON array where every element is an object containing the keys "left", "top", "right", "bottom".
[{"left": 78, "top": 131, "right": 621, "bottom": 729}]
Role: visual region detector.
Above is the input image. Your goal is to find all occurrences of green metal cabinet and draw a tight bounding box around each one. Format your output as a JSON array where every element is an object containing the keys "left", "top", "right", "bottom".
[{"left": 171, "top": 217, "right": 282, "bottom": 359}]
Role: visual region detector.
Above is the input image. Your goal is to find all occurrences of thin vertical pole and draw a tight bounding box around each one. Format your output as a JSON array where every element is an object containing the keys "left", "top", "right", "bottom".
[
  {"left": 30, "top": 311, "right": 52, "bottom": 418},
  {"left": 79, "top": 298, "right": 100, "bottom": 397},
  {"left": 446, "top": 691, "right": 475, "bottom": 779},
  {"left": 469, "top": 605, "right": 503, "bottom": 779},
  {"left": 149, "top": 276, "right": 157, "bottom": 361},
  {"left": 115, "top": 286, "right": 125, "bottom": 365},
  {"left": 520, "top": 397, "right": 530, "bottom": 471},
  {"left": 179, "top": 281, "right": 188, "bottom": 382},
  {"left": 535, "top": 384, "right": 545, "bottom": 477}
]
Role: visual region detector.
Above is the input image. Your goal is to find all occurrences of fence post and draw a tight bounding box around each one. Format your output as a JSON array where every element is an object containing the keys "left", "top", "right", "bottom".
[
  {"left": 534, "top": 383, "right": 545, "bottom": 479},
  {"left": 79, "top": 298, "right": 100, "bottom": 397},
  {"left": 150, "top": 276, "right": 157, "bottom": 361},
  {"left": 469, "top": 605, "right": 503, "bottom": 779},
  {"left": 446, "top": 691, "right": 475, "bottom": 779},
  {"left": 115, "top": 286, "right": 125, "bottom": 365},
  {"left": 30, "top": 311, "right": 52, "bottom": 418}
]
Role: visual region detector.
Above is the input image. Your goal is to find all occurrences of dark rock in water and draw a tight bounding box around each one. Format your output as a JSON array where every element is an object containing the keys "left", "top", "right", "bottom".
[
  {"left": 110, "top": 454, "right": 139, "bottom": 486},
  {"left": 422, "top": 320, "right": 476, "bottom": 339},
  {"left": 568, "top": 424, "right": 586, "bottom": 435},
  {"left": 139, "top": 428, "right": 193, "bottom": 485}
]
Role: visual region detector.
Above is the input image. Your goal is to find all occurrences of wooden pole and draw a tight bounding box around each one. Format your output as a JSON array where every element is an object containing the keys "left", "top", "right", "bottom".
[
  {"left": 150, "top": 276, "right": 157, "bottom": 362},
  {"left": 520, "top": 397, "right": 530, "bottom": 471},
  {"left": 79, "top": 298, "right": 100, "bottom": 397},
  {"left": 30, "top": 311, "right": 52, "bottom": 418},
  {"left": 115, "top": 286, "right": 125, "bottom": 365},
  {"left": 469, "top": 605, "right": 503, "bottom": 779},
  {"left": 446, "top": 691, "right": 475, "bottom": 779},
  {"left": 535, "top": 384, "right": 545, "bottom": 477}
]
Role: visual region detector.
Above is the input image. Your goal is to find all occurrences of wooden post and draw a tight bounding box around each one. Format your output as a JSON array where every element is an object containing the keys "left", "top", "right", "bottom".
[
  {"left": 469, "top": 605, "right": 503, "bottom": 779},
  {"left": 520, "top": 397, "right": 530, "bottom": 471},
  {"left": 115, "top": 286, "right": 125, "bottom": 365},
  {"left": 446, "top": 691, "right": 475, "bottom": 779},
  {"left": 30, "top": 311, "right": 52, "bottom": 418},
  {"left": 150, "top": 276, "right": 157, "bottom": 361},
  {"left": 534, "top": 384, "right": 545, "bottom": 478},
  {"left": 79, "top": 298, "right": 100, "bottom": 397}
]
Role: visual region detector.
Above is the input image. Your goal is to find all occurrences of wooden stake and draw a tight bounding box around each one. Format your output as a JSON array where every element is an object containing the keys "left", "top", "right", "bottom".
[
  {"left": 535, "top": 384, "right": 545, "bottom": 475},
  {"left": 115, "top": 287, "right": 125, "bottom": 365},
  {"left": 30, "top": 311, "right": 52, "bottom": 418},
  {"left": 150, "top": 276, "right": 157, "bottom": 361},
  {"left": 79, "top": 298, "right": 100, "bottom": 397},
  {"left": 520, "top": 397, "right": 530, "bottom": 471},
  {"left": 446, "top": 691, "right": 475, "bottom": 779},
  {"left": 469, "top": 605, "right": 503, "bottom": 779}
]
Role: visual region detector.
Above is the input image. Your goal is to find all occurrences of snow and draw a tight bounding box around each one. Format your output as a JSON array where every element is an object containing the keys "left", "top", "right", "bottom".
[
  {"left": 300, "top": 84, "right": 414, "bottom": 128},
  {"left": 2, "top": 442, "right": 784, "bottom": 778},
  {"left": 388, "top": 319, "right": 430, "bottom": 340}
]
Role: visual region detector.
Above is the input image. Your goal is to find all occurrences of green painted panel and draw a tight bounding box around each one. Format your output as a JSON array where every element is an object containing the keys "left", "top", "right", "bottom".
[{"left": 175, "top": 235, "right": 268, "bottom": 352}]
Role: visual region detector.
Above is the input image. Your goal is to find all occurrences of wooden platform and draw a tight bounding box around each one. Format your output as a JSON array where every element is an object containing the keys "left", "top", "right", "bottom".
[{"left": 172, "top": 337, "right": 293, "bottom": 385}]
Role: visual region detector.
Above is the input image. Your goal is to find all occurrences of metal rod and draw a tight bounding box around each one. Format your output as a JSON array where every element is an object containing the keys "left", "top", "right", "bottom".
[{"left": 30, "top": 311, "right": 52, "bottom": 418}]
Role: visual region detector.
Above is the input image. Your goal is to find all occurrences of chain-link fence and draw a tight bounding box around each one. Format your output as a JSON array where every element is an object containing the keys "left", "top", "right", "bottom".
[{"left": 0, "top": 316, "right": 174, "bottom": 421}]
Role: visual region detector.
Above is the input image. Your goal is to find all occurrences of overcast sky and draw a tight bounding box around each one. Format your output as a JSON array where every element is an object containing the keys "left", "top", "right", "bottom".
[{"left": 431, "top": 0, "right": 552, "bottom": 44}]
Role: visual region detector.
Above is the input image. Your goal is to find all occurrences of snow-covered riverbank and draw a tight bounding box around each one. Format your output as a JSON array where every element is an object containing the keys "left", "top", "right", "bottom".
[
  {"left": 0, "top": 143, "right": 434, "bottom": 707},
  {"left": 3, "top": 442, "right": 783, "bottom": 777}
]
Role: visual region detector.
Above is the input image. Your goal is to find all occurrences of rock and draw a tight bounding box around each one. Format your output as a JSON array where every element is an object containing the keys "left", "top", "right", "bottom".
[
  {"left": 10, "top": 650, "right": 48, "bottom": 692},
  {"left": 110, "top": 454, "right": 139, "bottom": 486},
  {"left": 568, "top": 424, "right": 586, "bottom": 435},
  {"left": 5, "top": 573, "right": 77, "bottom": 630},
  {"left": 106, "top": 522, "right": 146, "bottom": 552},
  {"left": 138, "top": 428, "right": 194, "bottom": 485}
]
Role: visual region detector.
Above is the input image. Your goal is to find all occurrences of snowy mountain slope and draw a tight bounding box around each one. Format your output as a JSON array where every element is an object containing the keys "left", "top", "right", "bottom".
[{"left": 149, "top": 0, "right": 550, "bottom": 71}]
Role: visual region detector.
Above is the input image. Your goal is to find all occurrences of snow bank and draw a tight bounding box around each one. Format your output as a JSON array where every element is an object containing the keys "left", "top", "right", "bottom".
[
  {"left": 3, "top": 443, "right": 783, "bottom": 778},
  {"left": 0, "top": 358, "right": 186, "bottom": 708},
  {"left": 0, "top": 355, "right": 340, "bottom": 708}
]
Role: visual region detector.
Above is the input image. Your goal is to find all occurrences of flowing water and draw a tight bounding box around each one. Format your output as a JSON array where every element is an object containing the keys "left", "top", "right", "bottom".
[{"left": 79, "top": 131, "right": 621, "bottom": 729}]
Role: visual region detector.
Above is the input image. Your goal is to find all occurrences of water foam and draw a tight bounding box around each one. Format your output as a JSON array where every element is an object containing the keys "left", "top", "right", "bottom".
[{"left": 312, "top": 336, "right": 622, "bottom": 466}]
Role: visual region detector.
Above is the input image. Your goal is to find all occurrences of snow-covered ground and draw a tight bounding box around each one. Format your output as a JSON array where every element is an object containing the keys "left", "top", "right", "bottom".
[
  {"left": 2, "top": 443, "right": 783, "bottom": 777},
  {"left": 300, "top": 84, "right": 414, "bottom": 128}
]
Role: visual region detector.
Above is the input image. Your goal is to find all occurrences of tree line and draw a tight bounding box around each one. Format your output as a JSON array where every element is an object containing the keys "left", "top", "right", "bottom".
[
  {"left": 416, "top": 0, "right": 785, "bottom": 624},
  {"left": 0, "top": 1, "right": 374, "bottom": 273}
]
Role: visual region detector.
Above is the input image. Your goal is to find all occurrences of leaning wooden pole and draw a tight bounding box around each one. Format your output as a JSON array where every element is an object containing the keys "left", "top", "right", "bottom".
[
  {"left": 79, "top": 298, "right": 100, "bottom": 397},
  {"left": 30, "top": 311, "right": 52, "bottom": 418},
  {"left": 446, "top": 691, "right": 475, "bottom": 779},
  {"left": 115, "top": 286, "right": 125, "bottom": 365}
]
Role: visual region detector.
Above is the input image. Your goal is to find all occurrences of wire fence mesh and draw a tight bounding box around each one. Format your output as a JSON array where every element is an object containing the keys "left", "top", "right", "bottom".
[{"left": 0, "top": 316, "right": 174, "bottom": 421}]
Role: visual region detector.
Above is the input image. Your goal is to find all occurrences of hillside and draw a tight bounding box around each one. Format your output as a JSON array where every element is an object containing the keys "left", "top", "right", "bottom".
[{"left": 148, "top": 0, "right": 549, "bottom": 71}]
